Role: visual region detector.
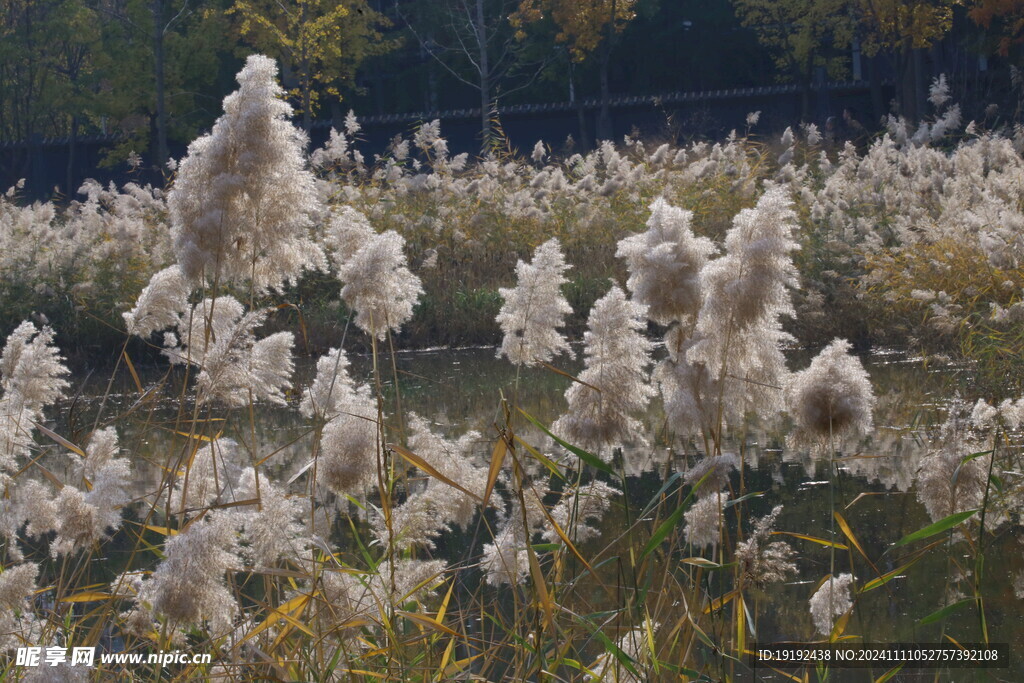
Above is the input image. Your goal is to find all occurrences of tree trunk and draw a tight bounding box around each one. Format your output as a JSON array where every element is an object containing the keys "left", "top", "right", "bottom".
[
  {"left": 476, "top": 0, "right": 491, "bottom": 149},
  {"left": 569, "top": 61, "right": 589, "bottom": 152},
  {"left": 596, "top": 42, "right": 612, "bottom": 141},
  {"left": 152, "top": 0, "right": 168, "bottom": 167},
  {"left": 894, "top": 41, "right": 913, "bottom": 122},
  {"left": 66, "top": 116, "right": 77, "bottom": 196},
  {"left": 868, "top": 53, "right": 884, "bottom": 122},
  {"left": 301, "top": 0, "right": 312, "bottom": 134},
  {"left": 302, "top": 76, "right": 312, "bottom": 134},
  {"left": 596, "top": 0, "right": 616, "bottom": 141},
  {"left": 912, "top": 47, "right": 927, "bottom": 119}
]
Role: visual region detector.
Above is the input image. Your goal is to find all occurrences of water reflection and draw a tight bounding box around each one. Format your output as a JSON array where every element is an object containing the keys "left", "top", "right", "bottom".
[{"left": 52, "top": 346, "right": 1024, "bottom": 676}]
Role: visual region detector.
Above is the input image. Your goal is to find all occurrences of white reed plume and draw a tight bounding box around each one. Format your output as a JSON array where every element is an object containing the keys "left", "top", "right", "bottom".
[
  {"left": 320, "top": 558, "right": 446, "bottom": 632},
  {"left": 168, "top": 438, "right": 245, "bottom": 513},
  {"left": 137, "top": 513, "right": 241, "bottom": 634},
  {"left": 735, "top": 506, "right": 796, "bottom": 586},
  {"left": 371, "top": 491, "right": 450, "bottom": 552},
  {"left": 300, "top": 346, "right": 359, "bottom": 420},
  {"left": 690, "top": 186, "right": 799, "bottom": 343},
  {"left": 531, "top": 140, "right": 546, "bottom": 163},
  {"left": 122, "top": 265, "right": 190, "bottom": 338},
  {"left": 679, "top": 187, "right": 800, "bottom": 429},
  {"left": 653, "top": 328, "right": 718, "bottom": 436},
  {"left": 481, "top": 508, "right": 530, "bottom": 586},
  {"left": 684, "top": 453, "right": 738, "bottom": 493},
  {"left": 1, "top": 320, "right": 70, "bottom": 415},
  {"left": 998, "top": 397, "right": 1024, "bottom": 430},
  {"left": 0, "top": 562, "right": 39, "bottom": 650},
  {"left": 808, "top": 573, "right": 854, "bottom": 636},
  {"left": 234, "top": 468, "right": 308, "bottom": 568},
  {"left": 0, "top": 397, "right": 37, "bottom": 474},
  {"left": 370, "top": 417, "right": 488, "bottom": 551},
  {"left": 162, "top": 296, "right": 295, "bottom": 406},
  {"left": 404, "top": 415, "right": 487, "bottom": 528},
  {"left": 39, "top": 428, "right": 132, "bottom": 556},
  {"left": 552, "top": 286, "right": 654, "bottom": 454},
  {"left": 592, "top": 624, "right": 658, "bottom": 683},
  {"left": 929, "top": 74, "right": 951, "bottom": 109},
  {"left": 168, "top": 54, "right": 325, "bottom": 291},
  {"left": 684, "top": 490, "right": 729, "bottom": 548},
  {"left": 616, "top": 198, "right": 717, "bottom": 325},
  {"left": 496, "top": 238, "right": 572, "bottom": 366},
  {"left": 337, "top": 230, "right": 423, "bottom": 340},
  {"left": 316, "top": 387, "right": 379, "bottom": 498},
  {"left": 0, "top": 321, "right": 69, "bottom": 471},
  {"left": 323, "top": 206, "right": 376, "bottom": 268},
  {"left": 785, "top": 338, "right": 875, "bottom": 446},
  {"left": 915, "top": 401, "right": 989, "bottom": 523},
  {"left": 542, "top": 480, "right": 619, "bottom": 544},
  {"left": 311, "top": 127, "right": 351, "bottom": 169},
  {"left": 301, "top": 345, "right": 380, "bottom": 498}
]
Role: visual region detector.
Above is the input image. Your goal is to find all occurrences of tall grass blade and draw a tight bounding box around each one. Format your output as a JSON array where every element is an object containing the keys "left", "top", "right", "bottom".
[
  {"left": 893, "top": 509, "right": 978, "bottom": 547},
  {"left": 518, "top": 408, "right": 613, "bottom": 475},
  {"left": 918, "top": 597, "right": 974, "bottom": 625},
  {"left": 390, "top": 443, "right": 483, "bottom": 501}
]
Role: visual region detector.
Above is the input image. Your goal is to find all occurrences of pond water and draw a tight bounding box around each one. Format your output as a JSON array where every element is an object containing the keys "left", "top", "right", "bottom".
[{"left": 53, "top": 345, "right": 1024, "bottom": 680}]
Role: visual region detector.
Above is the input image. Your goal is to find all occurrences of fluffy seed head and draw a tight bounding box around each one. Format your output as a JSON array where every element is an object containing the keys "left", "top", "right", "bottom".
[
  {"left": 616, "top": 198, "right": 717, "bottom": 325},
  {"left": 785, "top": 338, "right": 875, "bottom": 443},
  {"left": 337, "top": 230, "right": 423, "bottom": 340},
  {"left": 496, "top": 238, "right": 572, "bottom": 366},
  {"left": 552, "top": 286, "right": 655, "bottom": 454},
  {"left": 808, "top": 573, "right": 854, "bottom": 636},
  {"left": 168, "top": 54, "right": 325, "bottom": 291}
]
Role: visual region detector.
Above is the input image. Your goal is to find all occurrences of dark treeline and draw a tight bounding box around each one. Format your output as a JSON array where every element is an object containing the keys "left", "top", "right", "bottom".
[{"left": 2, "top": 0, "right": 1022, "bottom": 196}]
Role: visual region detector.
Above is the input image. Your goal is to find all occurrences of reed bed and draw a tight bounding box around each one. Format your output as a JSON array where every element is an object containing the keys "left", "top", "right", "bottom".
[{"left": 1, "top": 56, "right": 1023, "bottom": 681}]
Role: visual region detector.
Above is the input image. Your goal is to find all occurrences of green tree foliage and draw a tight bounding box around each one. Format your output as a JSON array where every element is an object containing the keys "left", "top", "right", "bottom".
[
  {"left": 731, "top": 0, "right": 855, "bottom": 82},
  {"left": 397, "top": 0, "right": 548, "bottom": 148},
  {"left": 854, "top": 0, "right": 963, "bottom": 56},
  {"left": 0, "top": 0, "right": 95, "bottom": 143},
  {"left": 732, "top": 0, "right": 968, "bottom": 121},
  {"left": 228, "top": 0, "right": 394, "bottom": 132},
  {"left": 511, "top": 0, "right": 642, "bottom": 139},
  {"left": 93, "top": 0, "right": 229, "bottom": 166}
]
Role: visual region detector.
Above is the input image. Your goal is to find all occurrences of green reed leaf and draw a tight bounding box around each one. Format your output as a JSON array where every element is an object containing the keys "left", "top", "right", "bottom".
[{"left": 894, "top": 509, "right": 978, "bottom": 547}]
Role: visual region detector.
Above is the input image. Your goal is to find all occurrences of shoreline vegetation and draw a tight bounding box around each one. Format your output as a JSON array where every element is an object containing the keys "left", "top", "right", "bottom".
[
  {"left": 1, "top": 56, "right": 1023, "bottom": 681},
  {"left": 8, "top": 74, "right": 1023, "bottom": 373}
]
